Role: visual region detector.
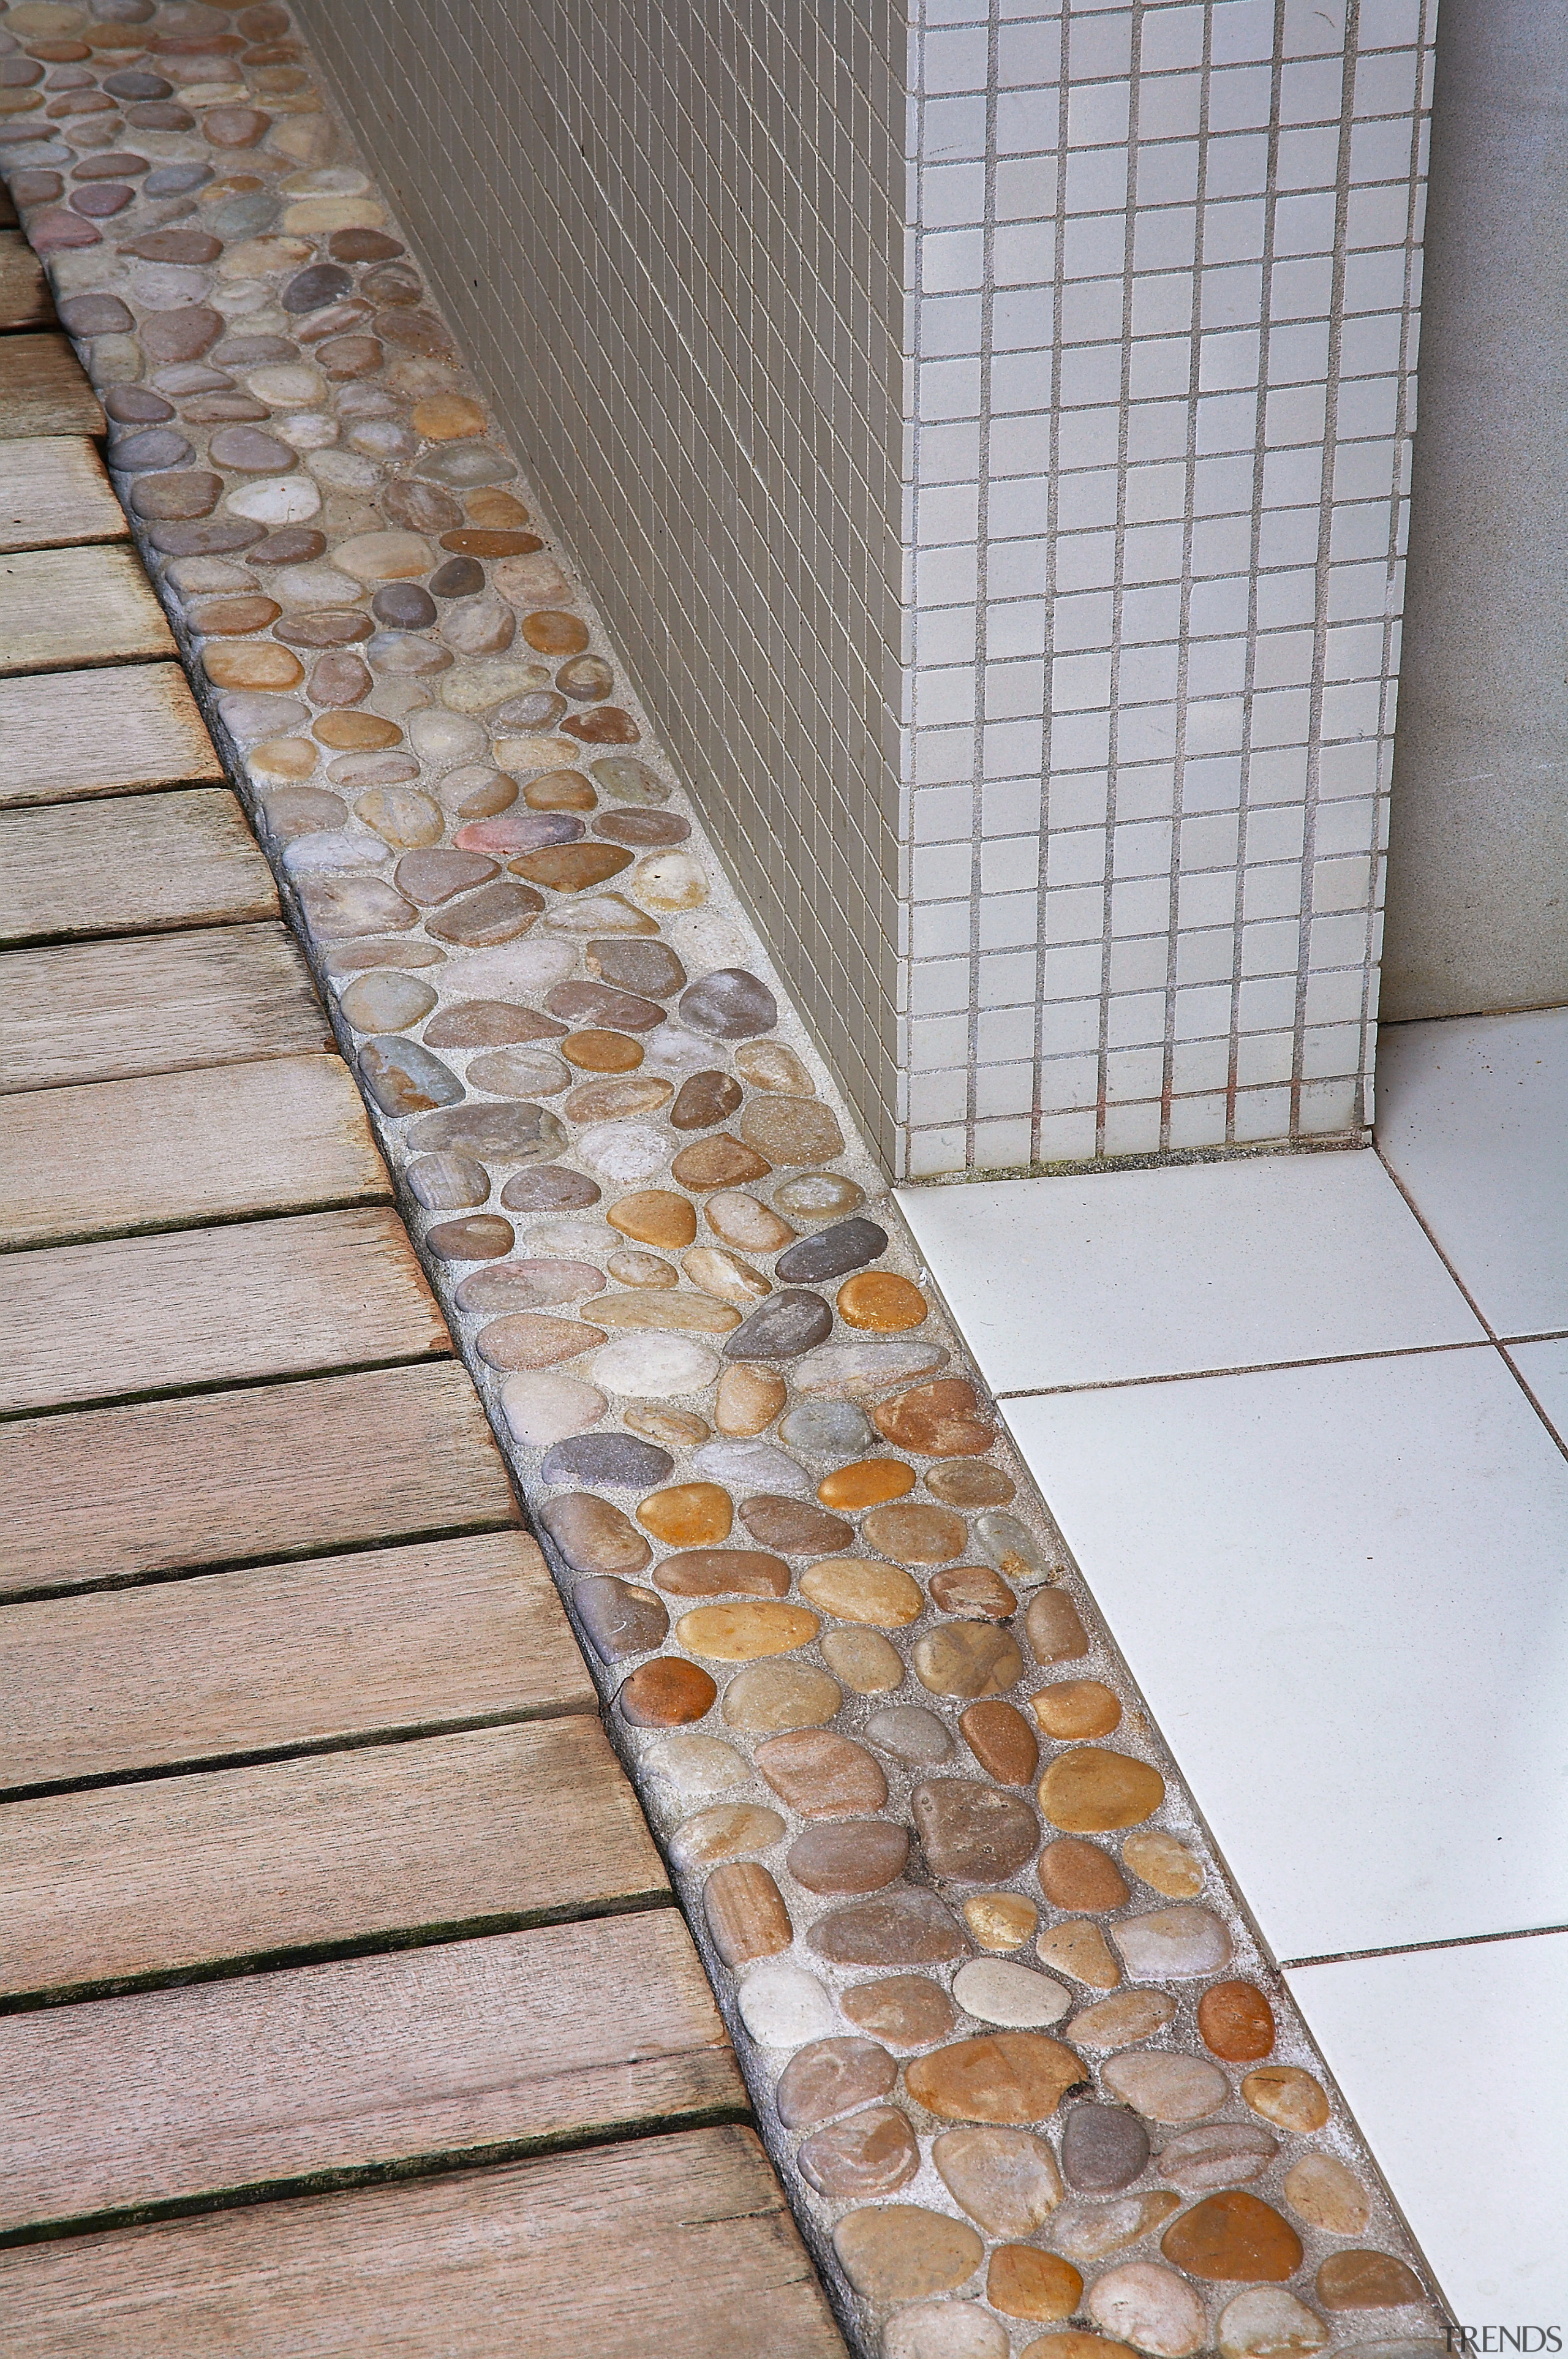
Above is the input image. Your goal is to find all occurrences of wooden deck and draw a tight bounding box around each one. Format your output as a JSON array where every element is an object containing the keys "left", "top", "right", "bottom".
[{"left": 0, "top": 256, "right": 844, "bottom": 2359}]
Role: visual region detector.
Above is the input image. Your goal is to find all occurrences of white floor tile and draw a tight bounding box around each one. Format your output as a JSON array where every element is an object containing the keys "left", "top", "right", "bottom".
[
  {"left": 1508, "top": 1338, "right": 1568, "bottom": 1449},
  {"left": 1001, "top": 1349, "right": 1568, "bottom": 1960},
  {"left": 899, "top": 1148, "right": 1482, "bottom": 1395},
  {"left": 1376, "top": 1008, "right": 1568, "bottom": 1340},
  {"left": 1287, "top": 1933, "right": 1568, "bottom": 2319}
]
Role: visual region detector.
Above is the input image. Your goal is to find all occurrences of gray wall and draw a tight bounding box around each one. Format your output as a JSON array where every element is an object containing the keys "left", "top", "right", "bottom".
[
  {"left": 293, "top": 0, "right": 910, "bottom": 1171},
  {"left": 1384, "top": 0, "right": 1568, "bottom": 1020}
]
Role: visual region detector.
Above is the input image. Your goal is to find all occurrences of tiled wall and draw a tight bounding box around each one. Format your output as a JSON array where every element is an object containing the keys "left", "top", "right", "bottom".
[
  {"left": 902, "top": 0, "right": 1436, "bottom": 1175},
  {"left": 293, "top": 0, "right": 911, "bottom": 1174},
  {"left": 300, "top": 0, "right": 1434, "bottom": 1181}
]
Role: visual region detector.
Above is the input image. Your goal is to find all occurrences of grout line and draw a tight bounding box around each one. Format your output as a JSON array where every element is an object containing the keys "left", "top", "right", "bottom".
[
  {"left": 1284, "top": 1920, "right": 1568, "bottom": 1971},
  {"left": 993, "top": 1334, "right": 1493, "bottom": 1398}
]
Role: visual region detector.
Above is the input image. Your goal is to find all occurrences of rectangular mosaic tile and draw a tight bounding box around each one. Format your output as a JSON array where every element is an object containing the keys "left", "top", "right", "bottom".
[{"left": 0, "top": 12, "right": 1452, "bottom": 2349}]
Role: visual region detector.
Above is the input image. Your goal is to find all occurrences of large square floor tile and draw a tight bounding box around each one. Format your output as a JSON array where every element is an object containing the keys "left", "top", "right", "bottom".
[
  {"left": 1001, "top": 1348, "right": 1568, "bottom": 1960},
  {"left": 1376, "top": 1008, "right": 1568, "bottom": 1340},
  {"left": 899, "top": 1148, "right": 1481, "bottom": 1395},
  {"left": 1508, "top": 1338, "right": 1568, "bottom": 1449},
  {"left": 1287, "top": 1933, "right": 1568, "bottom": 2317}
]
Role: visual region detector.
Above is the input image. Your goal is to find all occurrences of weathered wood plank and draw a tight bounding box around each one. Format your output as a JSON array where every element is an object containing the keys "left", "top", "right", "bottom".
[
  {"left": 0, "top": 663, "right": 221, "bottom": 808},
  {"left": 1, "top": 923, "right": 331, "bottom": 1093},
  {"left": 0, "top": 434, "right": 126, "bottom": 552},
  {"left": 0, "top": 1207, "right": 450, "bottom": 1417},
  {"left": 0, "top": 786, "right": 275, "bottom": 946},
  {"left": 0, "top": 1717, "right": 666, "bottom": 2002},
  {"left": 0, "top": 232, "right": 51, "bottom": 333},
  {"left": 0, "top": 1361, "right": 520, "bottom": 1600},
  {"left": 0, "top": 1914, "right": 740, "bottom": 2235},
  {"left": 0, "top": 2126, "right": 846, "bottom": 2358},
  {"left": 0, "top": 1054, "right": 388, "bottom": 1250},
  {"left": 0, "top": 542, "right": 175, "bottom": 674},
  {"left": 0, "top": 1531, "right": 592, "bottom": 1794},
  {"left": 0, "top": 330, "right": 103, "bottom": 439}
]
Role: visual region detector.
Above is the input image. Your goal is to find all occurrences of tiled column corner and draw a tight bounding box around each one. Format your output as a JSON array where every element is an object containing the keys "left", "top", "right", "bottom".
[
  {"left": 0, "top": 2, "right": 1448, "bottom": 2348},
  {"left": 902, "top": 0, "right": 1434, "bottom": 1177}
]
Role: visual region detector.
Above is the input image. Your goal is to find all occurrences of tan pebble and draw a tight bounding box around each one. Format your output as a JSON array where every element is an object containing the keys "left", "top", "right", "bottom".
[
  {"left": 821, "top": 1626, "right": 904, "bottom": 1693},
  {"left": 1038, "top": 1748, "right": 1165, "bottom": 1832},
  {"left": 669, "top": 1803, "right": 785, "bottom": 1868},
  {"left": 721, "top": 1661, "right": 842, "bottom": 1732},
  {"left": 816, "top": 1458, "right": 916, "bottom": 1509},
  {"left": 1025, "top": 1589, "right": 1090, "bottom": 1664},
  {"left": 606, "top": 1248, "right": 676, "bottom": 1288},
  {"left": 837, "top": 1271, "right": 930, "bottom": 1330},
  {"left": 203, "top": 641, "right": 303, "bottom": 691},
  {"left": 739, "top": 1095, "right": 844, "bottom": 1166},
  {"left": 1035, "top": 1921, "right": 1120, "bottom": 1988},
  {"left": 562, "top": 1027, "right": 643, "bottom": 1071},
  {"left": 411, "top": 392, "right": 486, "bottom": 439},
  {"left": 249, "top": 736, "right": 318, "bottom": 780},
  {"left": 1020, "top": 2338, "right": 1139, "bottom": 2359},
  {"left": 1215, "top": 2287, "right": 1329, "bottom": 2359},
  {"left": 625, "top": 1402, "right": 710, "bottom": 1447},
  {"left": 842, "top": 1975, "right": 957, "bottom": 2050},
  {"left": 905, "top": 2033, "right": 1086, "bottom": 2125},
  {"left": 684, "top": 1244, "right": 771, "bottom": 1305},
  {"left": 1031, "top": 1679, "right": 1122, "bottom": 1740},
  {"left": 1242, "top": 2066, "right": 1330, "bottom": 2134},
  {"left": 928, "top": 1462, "right": 1016, "bottom": 1508},
  {"left": 756, "top": 1727, "right": 887, "bottom": 1815},
  {"left": 932, "top": 2124, "right": 1064, "bottom": 2238},
  {"left": 594, "top": 1285, "right": 736, "bottom": 1333},
  {"left": 1198, "top": 1980, "right": 1276, "bottom": 2063},
  {"left": 704, "top": 1190, "right": 796, "bottom": 1250},
  {"left": 1122, "top": 1829, "right": 1204, "bottom": 1898},
  {"left": 833, "top": 2205, "right": 982, "bottom": 2303},
  {"left": 864, "top": 1501, "right": 967, "bottom": 1563},
  {"left": 930, "top": 1564, "right": 1016, "bottom": 1620},
  {"left": 1038, "top": 1836, "right": 1131, "bottom": 1912},
  {"left": 562, "top": 1076, "right": 673, "bottom": 1124},
  {"left": 714, "top": 1363, "right": 786, "bottom": 1435},
  {"left": 1070, "top": 1988, "right": 1178, "bottom": 2048},
  {"left": 703, "top": 1860, "right": 792, "bottom": 1966},
  {"left": 608, "top": 1188, "right": 697, "bottom": 1248},
  {"left": 672, "top": 1133, "right": 771, "bottom": 1189},
  {"left": 962, "top": 1893, "right": 1039, "bottom": 1951},
  {"left": 630, "top": 849, "right": 706, "bottom": 910},
  {"left": 315, "top": 713, "right": 402, "bottom": 750},
  {"left": 1104, "top": 2049, "right": 1231, "bottom": 2126},
  {"left": 875, "top": 1378, "right": 994, "bottom": 1457},
  {"left": 1281, "top": 2152, "right": 1370, "bottom": 2236},
  {"left": 676, "top": 1601, "right": 820, "bottom": 1661},
  {"left": 800, "top": 1557, "right": 924, "bottom": 1626},
  {"left": 333, "top": 529, "right": 432, "bottom": 580},
  {"left": 1314, "top": 2250, "right": 1426, "bottom": 2309},
  {"left": 523, "top": 766, "right": 595, "bottom": 810},
  {"left": 637, "top": 1482, "right": 733, "bottom": 1546},
  {"left": 960, "top": 1701, "right": 1039, "bottom": 1785},
  {"left": 914, "top": 1621, "right": 1025, "bottom": 1699},
  {"left": 735, "top": 1039, "right": 814, "bottom": 1093},
  {"left": 354, "top": 785, "right": 443, "bottom": 845},
  {"left": 989, "top": 2245, "right": 1083, "bottom": 2322}
]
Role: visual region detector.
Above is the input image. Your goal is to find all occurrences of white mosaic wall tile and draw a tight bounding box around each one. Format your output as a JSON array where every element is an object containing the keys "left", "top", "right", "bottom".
[
  {"left": 902, "top": 0, "right": 1434, "bottom": 1175},
  {"left": 296, "top": 0, "right": 1434, "bottom": 1182}
]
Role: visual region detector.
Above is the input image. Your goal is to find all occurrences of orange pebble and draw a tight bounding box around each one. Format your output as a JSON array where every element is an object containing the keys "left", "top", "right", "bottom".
[
  {"left": 816, "top": 1459, "right": 917, "bottom": 1510},
  {"left": 837, "top": 1272, "right": 929, "bottom": 1330}
]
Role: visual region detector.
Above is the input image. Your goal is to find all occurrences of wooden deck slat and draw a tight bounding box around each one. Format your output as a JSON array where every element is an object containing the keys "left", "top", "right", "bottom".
[
  {"left": 0, "top": 1914, "right": 740, "bottom": 2235},
  {"left": 0, "top": 787, "right": 276, "bottom": 945},
  {"left": 0, "top": 434, "right": 127, "bottom": 552},
  {"left": 0, "top": 1717, "right": 667, "bottom": 2002},
  {"left": 0, "top": 1531, "right": 593, "bottom": 1794},
  {"left": 0, "top": 1054, "right": 390, "bottom": 1251},
  {"left": 0, "top": 542, "right": 175, "bottom": 674},
  {"left": 0, "top": 2126, "right": 847, "bottom": 2358},
  {"left": 0, "top": 1208, "right": 450, "bottom": 1418},
  {"left": 0, "top": 1362, "right": 520, "bottom": 1601},
  {"left": 0, "top": 663, "right": 221, "bottom": 808},
  {"left": 0, "top": 330, "right": 104, "bottom": 439},
  {"left": 0, "top": 232, "right": 52, "bottom": 334},
  {"left": 1, "top": 923, "right": 331, "bottom": 1093}
]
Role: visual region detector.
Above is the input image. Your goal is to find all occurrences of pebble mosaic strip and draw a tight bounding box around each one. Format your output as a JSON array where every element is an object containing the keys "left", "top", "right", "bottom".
[{"left": 0, "top": 7, "right": 1450, "bottom": 2352}]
